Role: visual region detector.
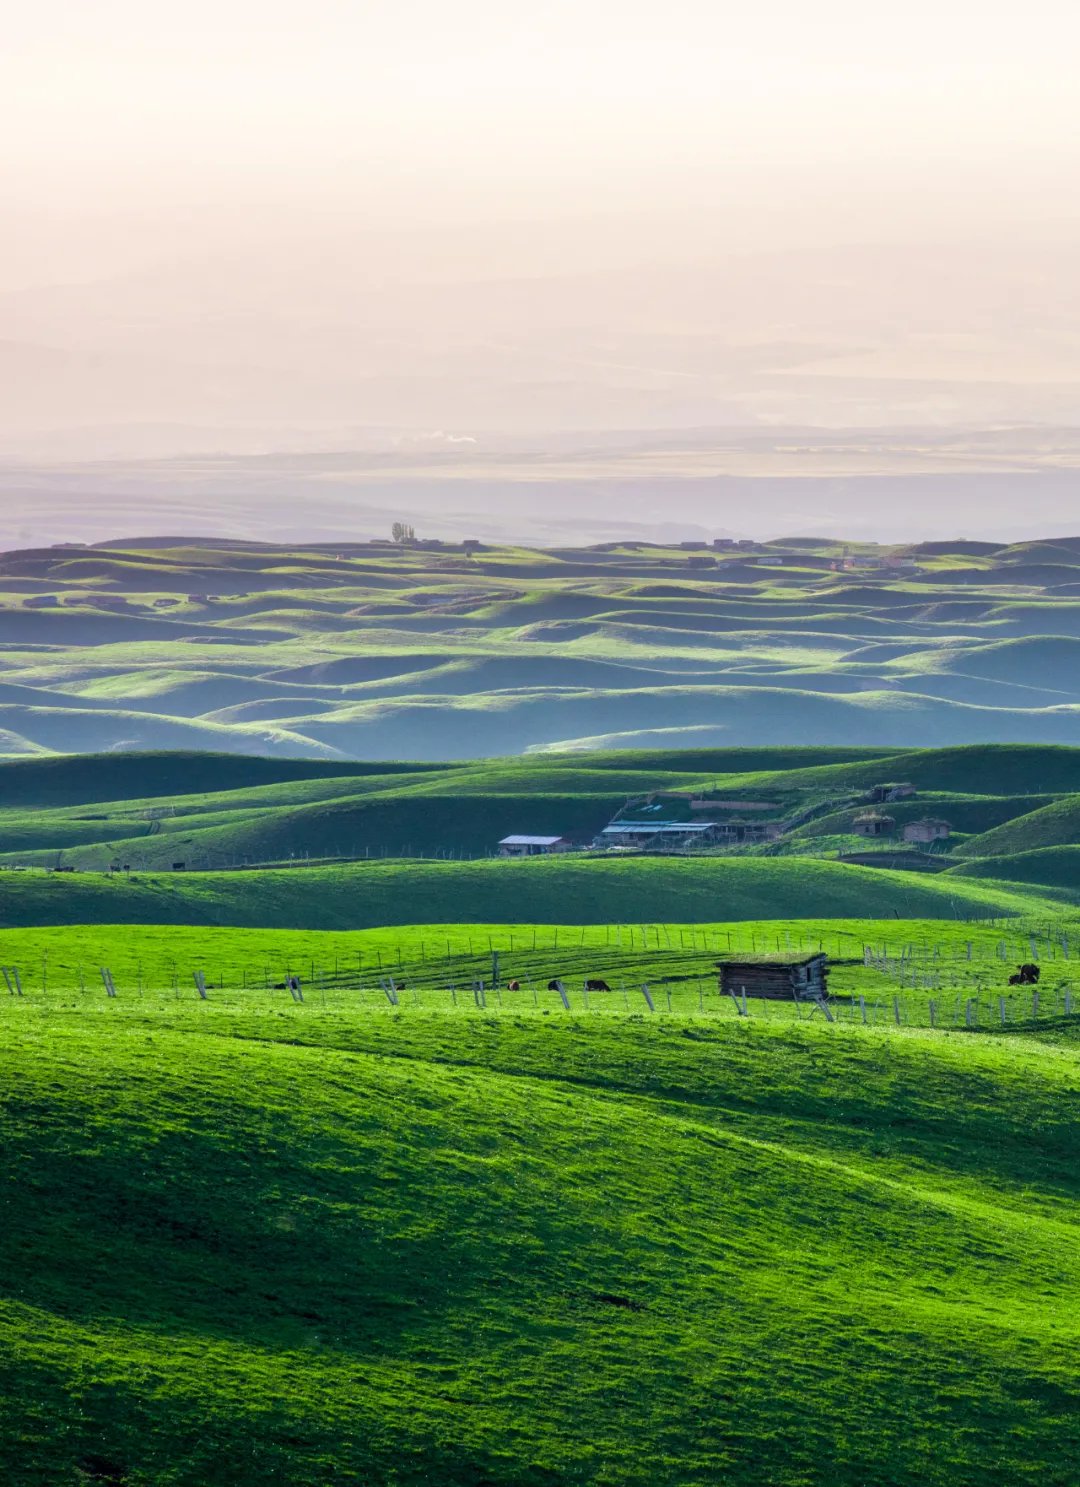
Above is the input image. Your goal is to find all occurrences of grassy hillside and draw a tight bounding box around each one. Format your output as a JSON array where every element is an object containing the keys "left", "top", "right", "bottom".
[
  {"left": 2, "top": 998, "right": 1078, "bottom": 1486},
  {"left": 0, "top": 750, "right": 441, "bottom": 807},
  {"left": 955, "top": 796, "right": 1080, "bottom": 858},
  {"left": 7, "top": 536, "right": 1080, "bottom": 757},
  {"left": 947, "top": 846, "right": 1080, "bottom": 896},
  {"left": 0, "top": 855, "right": 1056, "bottom": 930},
  {"left": 6, "top": 745, "right": 1080, "bottom": 912}
]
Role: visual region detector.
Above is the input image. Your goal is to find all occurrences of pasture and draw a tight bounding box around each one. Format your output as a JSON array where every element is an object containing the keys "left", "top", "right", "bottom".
[
  {"left": 2, "top": 916, "right": 1079, "bottom": 1033},
  {"left": 2, "top": 974, "right": 1079, "bottom": 1485}
]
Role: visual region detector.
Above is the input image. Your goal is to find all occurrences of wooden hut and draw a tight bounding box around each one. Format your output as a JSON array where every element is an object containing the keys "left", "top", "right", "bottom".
[
  {"left": 853, "top": 811, "right": 895, "bottom": 838},
  {"left": 717, "top": 952, "right": 829, "bottom": 1001}
]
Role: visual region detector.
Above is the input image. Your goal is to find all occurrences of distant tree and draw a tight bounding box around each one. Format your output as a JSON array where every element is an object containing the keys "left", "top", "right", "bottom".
[{"left": 391, "top": 521, "right": 416, "bottom": 544}]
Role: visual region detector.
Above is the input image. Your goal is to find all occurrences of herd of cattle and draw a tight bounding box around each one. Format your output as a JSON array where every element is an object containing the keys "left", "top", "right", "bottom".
[{"left": 282, "top": 965, "right": 1043, "bottom": 996}]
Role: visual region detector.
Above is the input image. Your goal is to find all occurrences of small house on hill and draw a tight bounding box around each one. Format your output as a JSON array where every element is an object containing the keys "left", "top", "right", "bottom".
[
  {"left": 854, "top": 812, "right": 895, "bottom": 837},
  {"left": 717, "top": 952, "right": 829, "bottom": 1001},
  {"left": 498, "top": 834, "right": 571, "bottom": 857},
  {"left": 868, "top": 782, "right": 916, "bottom": 803},
  {"left": 903, "top": 818, "right": 951, "bottom": 844}
]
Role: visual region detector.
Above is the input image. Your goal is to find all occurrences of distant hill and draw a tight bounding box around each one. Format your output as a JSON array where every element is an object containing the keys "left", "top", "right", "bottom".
[{"left": 4, "top": 536, "right": 1080, "bottom": 757}]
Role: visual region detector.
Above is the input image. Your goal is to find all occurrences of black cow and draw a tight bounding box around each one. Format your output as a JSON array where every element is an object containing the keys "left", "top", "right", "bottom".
[
  {"left": 584, "top": 978, "right": 611, "bottom": 993},
  {"left": 1010, "top": 963, "right": 1041, "bottom": 986},
  {"left": 547, "top": 979, "right": 562, "bottom": 991}
]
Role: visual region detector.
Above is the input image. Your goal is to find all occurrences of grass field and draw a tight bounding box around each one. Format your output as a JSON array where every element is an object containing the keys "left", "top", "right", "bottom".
[
  {"left": 0, "top": 854, "right": 1066, "bottom": 930},
  {"left": 7, "top": 535, "right": 1080, "bottom": 758},
  {"left": 5, "top": 740, "right": 1080, "bottom": 1482},
  {"left": 1, "top": 915, "right": 1078, "bottom": 1030},
  {"left": 2, "top": 980, "right": 1079, "bottom": 1485}
]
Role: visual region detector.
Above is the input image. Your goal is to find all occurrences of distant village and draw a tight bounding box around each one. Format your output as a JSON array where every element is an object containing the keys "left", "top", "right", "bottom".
[{"left": 498, "top": 780, "right": 951, "bottom": 862}]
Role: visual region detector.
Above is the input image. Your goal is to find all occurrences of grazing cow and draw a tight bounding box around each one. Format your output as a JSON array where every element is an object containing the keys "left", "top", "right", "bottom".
[
  {"left": 584, "top": 978, "right": 611, "bottom": 993},
  {"left": 547, "top": 979, "right": 562, "bottom": 991},
  {"left": 1009, "top": 963, "right": 1041, "bottom": 986},
  {"left": 507, "top": 979, "right": 521, "bottom": 991},
  {"left": 1008, "top": 964, "right": 1040, "bottom": 986}
]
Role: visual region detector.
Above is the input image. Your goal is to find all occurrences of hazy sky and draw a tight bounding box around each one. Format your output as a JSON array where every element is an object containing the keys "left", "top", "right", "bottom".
[
  {"left": 4, "top": 0, "right": 1080, "bottom": 288},
  {"left": 2, "top": 0, "right": 1080, "bottom": 457}
]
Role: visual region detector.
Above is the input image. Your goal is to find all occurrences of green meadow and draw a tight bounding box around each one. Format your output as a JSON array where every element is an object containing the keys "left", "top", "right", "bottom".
[
  {"left": 4, "top": 730, "right": 1080, "bottom": 1479},
  {"left": 2, "top": 988, "right": 1079, "bottom": 1485}
]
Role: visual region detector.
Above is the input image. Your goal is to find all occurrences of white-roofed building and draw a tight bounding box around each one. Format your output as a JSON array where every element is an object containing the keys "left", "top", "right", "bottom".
[{"left": 498, "top": 834, "right": 572, "bottom": 857}]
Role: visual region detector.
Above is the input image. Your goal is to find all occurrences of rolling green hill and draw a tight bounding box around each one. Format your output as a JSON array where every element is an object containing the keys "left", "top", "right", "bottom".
[
  {"left": 0, "top": 854, "right": 1057, "bottom": 930},
  {"left": 2, "top": 998, "right": 1078, "bottom": 1486},
  {"left": 6, "top": 745, "right": 1080, "bottom": 916},
  {"left": 947, "top": 845, "right": 1080, "bottom": 896},
  {"left": 6, "top": 536, "right": 1080, "bottom": 757},
  {"left": 955, "top": 796, "right": 1080, "bottom": 858}
]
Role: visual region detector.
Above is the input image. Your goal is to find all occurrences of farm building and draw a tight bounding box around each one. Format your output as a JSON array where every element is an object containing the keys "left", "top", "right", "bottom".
[
  {"left": 595, "top": 821, "right": 719, "bottom": 850},
  {"left": 717, "top": 952, "right": 829, "bottom": 1001},
  {"left": 687, "top": 555, "right": 715, "bottom": 568},
  {"left": 854, "top": 812, "right": 895, "bottom": 837},
  {"left": 903, "top": 818, "right": 952, "bottom": 844},
  {"left": 712, "top": 819, "right": 783, "bottom": 843},
  {"left": 868, "top": 782, "right": 916, "bottom": 803},
  {"left": 498, "top": 835, "right": 572, "bottom": 857},
  {"left": 688, "top": 798, "right": 779, "bottom": 812}
]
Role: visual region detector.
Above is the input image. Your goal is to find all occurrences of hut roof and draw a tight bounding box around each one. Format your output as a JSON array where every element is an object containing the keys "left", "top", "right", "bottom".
[{"left": 715, "top": 951, "right": 827, "bottom": 968}]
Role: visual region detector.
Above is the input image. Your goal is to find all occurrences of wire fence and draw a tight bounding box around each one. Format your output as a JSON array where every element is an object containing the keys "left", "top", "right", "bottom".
[{"left": 3, "top": 921, "right": 1080, "bottom": 1034}]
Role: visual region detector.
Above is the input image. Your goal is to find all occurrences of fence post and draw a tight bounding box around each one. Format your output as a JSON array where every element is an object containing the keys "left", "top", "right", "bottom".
[
  {"left": 964, "top": 998, "right": 975, "bottom": 1028},
  {"left": 859, "top": 996, "right": 867, "bottom": 1025},
  {"left": 1032, "top": 989, "right": 1039, "bottom": 1020},
  {"left": 1066, "top": 988, "right": 1073, "bottom": 1016},
  {"left": 555, "top": 979, "right": 570, "bottom": 1011},
  {"left": 929, "top": 999, "right": 936, "bottom": 1028},
  {"left": 193, "top": 970, "right": 208, "bottom": 1000},
  {"left": 998, "top": 995, "right": 1007, "bottom": 1026},
  {"left": 892, "top": 995, "right": 901, "bottom": 1026},
  {"left": 641, "top": 983, "right": 655, "bottom": 1012},
  {"left": 100, "top": 967, "right": 117, "bottom": 998}
]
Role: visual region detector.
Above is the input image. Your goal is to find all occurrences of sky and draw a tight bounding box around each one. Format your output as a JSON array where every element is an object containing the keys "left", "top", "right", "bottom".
[
  {"left": 4, "top": 0, "right": 1079, "bottom": 284},
  {"left": 1, "top": 0, "right": 1079, "bottom": 455}
]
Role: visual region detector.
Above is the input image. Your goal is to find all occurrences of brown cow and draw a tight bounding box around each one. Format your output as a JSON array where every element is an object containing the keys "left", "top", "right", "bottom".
[{"left": 507, "top": 980, "right": 521, "bottom": 991}]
